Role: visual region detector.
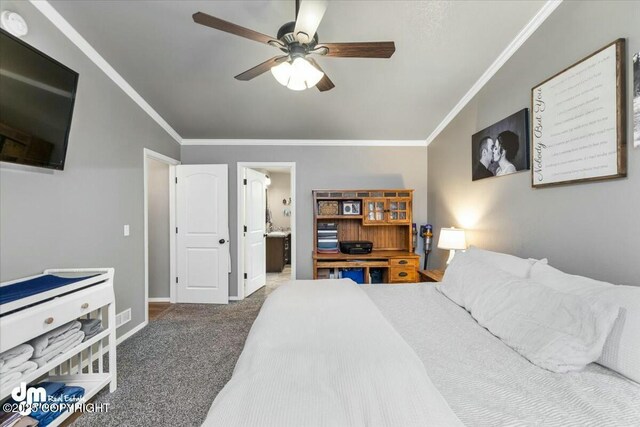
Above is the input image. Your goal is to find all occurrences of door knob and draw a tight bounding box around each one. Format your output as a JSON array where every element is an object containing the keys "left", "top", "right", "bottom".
[{"left": 219, "top": 239, "right": 226, "bottom": 244}]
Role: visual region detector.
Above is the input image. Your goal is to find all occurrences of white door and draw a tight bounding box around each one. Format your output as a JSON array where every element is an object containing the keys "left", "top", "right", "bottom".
[
  {"left": 244, "top": 168, "right": 267, "bottom": 296},
  {"left": 176, "top": 165, "right": 229, "bottom": 304}
]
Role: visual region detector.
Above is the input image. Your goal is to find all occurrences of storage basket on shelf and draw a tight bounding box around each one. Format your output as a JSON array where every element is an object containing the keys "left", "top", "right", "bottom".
[{"left": 318, "top": 201, "right": 339, "bottom": 216}]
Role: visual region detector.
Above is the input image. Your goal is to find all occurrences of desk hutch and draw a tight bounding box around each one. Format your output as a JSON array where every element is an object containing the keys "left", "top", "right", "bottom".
[{"left": 312, "top": 189, "right": 419, "bottom": 284}]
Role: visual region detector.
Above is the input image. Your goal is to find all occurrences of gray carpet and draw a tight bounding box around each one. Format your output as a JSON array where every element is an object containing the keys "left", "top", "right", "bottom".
[{"left": 71, "top": 269, "right": 290, "bottom": 427}]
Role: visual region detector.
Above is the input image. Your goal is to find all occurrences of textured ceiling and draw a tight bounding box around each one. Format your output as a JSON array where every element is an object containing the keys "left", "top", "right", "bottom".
[{"left": 48, "top": 0, "right": 546, "bottom": 140}]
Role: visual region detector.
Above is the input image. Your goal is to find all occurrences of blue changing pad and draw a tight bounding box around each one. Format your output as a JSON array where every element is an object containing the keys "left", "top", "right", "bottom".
[{"left": 0, "top": 274, "right": 99, "bottom": 305}]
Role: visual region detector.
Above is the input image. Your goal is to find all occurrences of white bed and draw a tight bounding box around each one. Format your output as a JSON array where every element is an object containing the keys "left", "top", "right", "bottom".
[
  {"left": 203, "top": 279, "right": 463, "bottom": 427},
  {"left": 204, "top": 279, "right": 640, "bottom": 426},
  {"left": 365, "top": 283, "right": 640, "bottom": 427}
]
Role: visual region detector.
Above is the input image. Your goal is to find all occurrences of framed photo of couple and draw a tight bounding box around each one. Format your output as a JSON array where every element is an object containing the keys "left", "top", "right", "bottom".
[{"left": 471, "top": 108, "right": 530, "bottom": 181}]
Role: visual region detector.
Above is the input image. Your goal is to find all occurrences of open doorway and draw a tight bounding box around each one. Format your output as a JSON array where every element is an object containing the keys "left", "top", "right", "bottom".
[
  {"left": 143, "top": 149, "right": 180, "bottom": 323},
  {"left": 237, "top": 162, "right": 296, "bottom": 300}
]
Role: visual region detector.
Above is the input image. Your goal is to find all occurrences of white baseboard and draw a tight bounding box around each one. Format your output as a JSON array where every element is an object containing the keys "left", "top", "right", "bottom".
[
  {"left": 117, "top": 320, "right": 148, "bottom": 345},
  {"left": 148, "top": 297, "right": 170, "bottom": 303},
  {"left": 228, "top": 296, "right": 242, "bottom": 301}
]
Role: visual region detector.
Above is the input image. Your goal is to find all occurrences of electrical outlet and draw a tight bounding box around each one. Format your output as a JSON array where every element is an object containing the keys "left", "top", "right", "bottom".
[{"left": 123, "top": 225, "right": 130, "bottom": 236}]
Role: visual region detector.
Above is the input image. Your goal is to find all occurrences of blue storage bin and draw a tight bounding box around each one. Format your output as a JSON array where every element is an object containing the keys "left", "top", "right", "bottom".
[{"left": 342, "top": 268, "right": 364, "bottom": 284}]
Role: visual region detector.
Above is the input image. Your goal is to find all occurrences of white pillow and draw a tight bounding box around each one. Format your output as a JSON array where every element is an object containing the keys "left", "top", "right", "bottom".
[
  {"left": 440, "top": 253, "right": 619, "bottom": 373},
  {"left": 531, "top": 263, "right": 640, "bottom": 383},
  {"left": 465, "top": 246, "right": 546, "bottom": 278}
]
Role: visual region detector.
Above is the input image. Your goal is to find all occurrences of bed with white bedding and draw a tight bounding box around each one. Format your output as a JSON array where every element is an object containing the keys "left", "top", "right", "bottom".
[
  {"left": 365, "top": 283, "right": 640, "bottom": 426},
  {"left": 204, "top": 267, "right": 640, "bottom": 426},
  {"left": 203, "top": 279, "right": 463, "bottom": 427}
]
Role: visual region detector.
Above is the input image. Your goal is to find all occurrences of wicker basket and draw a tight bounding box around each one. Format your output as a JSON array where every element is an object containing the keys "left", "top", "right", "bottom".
[{"left": 318, "top": 201, "right": 339, "bottom": 216}]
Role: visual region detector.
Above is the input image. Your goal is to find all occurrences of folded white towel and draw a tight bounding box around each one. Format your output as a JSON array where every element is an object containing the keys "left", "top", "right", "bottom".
[
  {"left": 0, "top": 344, "right": 34, "bottom": 373},
  {"left": 30, "top": 331, "right": 84, "bottom": 368},
  {"left": 0, "top": 370, "right": 21, "bottom": 387},
  {"left": 29, "top": 320, "right": 81, "bottom": 358},
  {"left": 0, "top": 360, "right": 37, "bottom": 387},
  {"left": 32, "top": 327, "right": 82, "bottom": 359}
]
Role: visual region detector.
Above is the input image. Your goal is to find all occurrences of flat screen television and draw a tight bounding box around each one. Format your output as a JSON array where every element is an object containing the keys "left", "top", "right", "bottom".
[{"left": 0, "top": 28, "right": 79, "bottom": 170}]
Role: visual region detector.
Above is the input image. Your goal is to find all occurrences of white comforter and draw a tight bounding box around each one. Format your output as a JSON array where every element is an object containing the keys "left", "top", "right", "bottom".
[
  {"left": 203, "top": 279, "right": 462, "bottom": 427},
  {"left": 364, "top": 284, "right": 640, "bottom": 427}
]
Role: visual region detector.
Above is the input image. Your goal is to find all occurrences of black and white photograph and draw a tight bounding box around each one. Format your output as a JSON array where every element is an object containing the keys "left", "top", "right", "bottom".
[
  {"left": 471, "top": 108, "right": 530, "bottom": 181},
  {"left": 634, "top": 51, "right": 639, "bottom": 148},
  {"left": 341, "top": 200, "right": 361, "bottom": 215}
]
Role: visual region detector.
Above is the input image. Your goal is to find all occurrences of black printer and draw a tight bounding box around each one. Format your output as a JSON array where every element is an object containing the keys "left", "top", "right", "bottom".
[{"left": 339, "top": 241, "right": 373, "bottom": 255}]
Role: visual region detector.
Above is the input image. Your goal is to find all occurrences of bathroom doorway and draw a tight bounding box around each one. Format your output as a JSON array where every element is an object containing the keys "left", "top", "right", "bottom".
[{"left": 237, "top": 162, "right": 295, "bottom": 299}]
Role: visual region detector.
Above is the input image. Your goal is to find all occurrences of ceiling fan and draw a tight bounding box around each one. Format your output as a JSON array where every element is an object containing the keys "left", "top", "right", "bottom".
[{"left": 192, "top": 0, "right": 395, "bottom": 92}]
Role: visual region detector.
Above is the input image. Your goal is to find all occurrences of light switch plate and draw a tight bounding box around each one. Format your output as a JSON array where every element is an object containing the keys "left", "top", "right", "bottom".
[{"left": 124, "top": 224, "right": 130, "bottom": 236}]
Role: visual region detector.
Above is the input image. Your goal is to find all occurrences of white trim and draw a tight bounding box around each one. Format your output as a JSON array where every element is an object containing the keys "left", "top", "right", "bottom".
[
  {"left": 237, "top": 165, "right": 245, "bottom": 300},
  {"left": 116, "top": 320, "right": 148, "bottom": 345},
  {"left": 143, "top": 148, "right": 180, "bottom": 325},
  {"left": 424, "top": 0, "right": 563, "bottom": 146},
  {"left": 148, "top": 297, "right": 171, "bottom": 303},
  {"left": 228, "top": 296, "right": 242, "bottom": 301},
  {"left": 183, "top": 139, "right": 425, "bottom": 147},
  {"left": 168, "top": 165, "right": 177, "bottom": 304},
  {"left": 237, "top": 162, "right": 296, "bottom": 300},
  {"left": 29, "top": 0, "right": 182, "bottom": 144}
]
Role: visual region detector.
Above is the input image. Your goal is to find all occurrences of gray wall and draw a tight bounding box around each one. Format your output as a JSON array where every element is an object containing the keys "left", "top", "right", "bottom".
[
  {"left": 181, "top": 145, "right": 428, "bottom": 297},
  {"left": 427, "top": 0, "right": 640, "bottom": 286},
  {"left": 267, "top": 172, "right": 292, "bottom": 230},
  {"left": 148, "top": 159, "right": 170, "bottom": 299},
  {"left": 0, "top": 1, "right": 180, "bottom": 336}
]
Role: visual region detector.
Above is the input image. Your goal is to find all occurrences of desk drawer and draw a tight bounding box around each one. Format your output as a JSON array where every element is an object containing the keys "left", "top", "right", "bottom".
[
  {"left": 390, "top": 258, "right": 419, "bottom": 268},
  {"left": 0, "top": 282, "right": 114, "bottom": 352},
  {"left": 390, "top": 268, "right": 417, "bottom": 283}
]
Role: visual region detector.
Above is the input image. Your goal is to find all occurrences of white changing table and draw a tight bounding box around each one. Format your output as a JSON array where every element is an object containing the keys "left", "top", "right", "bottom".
[{"left": 0, "top": 268, "right": 117, "bottom": 426}]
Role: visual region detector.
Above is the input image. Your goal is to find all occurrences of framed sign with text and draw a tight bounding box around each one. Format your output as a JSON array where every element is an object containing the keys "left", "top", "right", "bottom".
[{"left": 531, "top": 39, "right": 626, "bottom": 188}]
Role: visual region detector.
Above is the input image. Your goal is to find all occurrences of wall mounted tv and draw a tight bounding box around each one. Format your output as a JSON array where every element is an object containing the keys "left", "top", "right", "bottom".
[{"left": 0, "top": 28, "right": 79, "bottom": 170}]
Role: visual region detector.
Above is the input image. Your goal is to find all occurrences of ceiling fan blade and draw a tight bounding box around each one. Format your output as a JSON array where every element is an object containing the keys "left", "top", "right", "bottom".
[
  {"left": 316, "top": 42, "right": 395, "bottom": 58},
  {"left": 293, "top": 1, "right": 327, "bottom": 44},
  {"left": 307, "top": 58, "right": 334, "bottom": 92},
  {"left": 234, "top": 56, "right": 288, "bottom": 81},
  {"left": 193, "top": 11, "right": 277, "bottom": 45}
]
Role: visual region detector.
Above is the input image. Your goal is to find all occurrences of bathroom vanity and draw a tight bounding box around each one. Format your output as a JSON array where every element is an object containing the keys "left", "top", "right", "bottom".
[{"left": 266, "top": 231, "right": 291, "bottom": 273}]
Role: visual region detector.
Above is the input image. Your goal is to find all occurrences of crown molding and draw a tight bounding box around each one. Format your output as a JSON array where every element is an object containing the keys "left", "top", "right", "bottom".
[
  {"left": 29, "top": 0, "right": 182, "bottom": 144},
  {"left": 31, "top": 0, "right": 561, "bottom": 148},
  {"left": 181, "top": 139, "right": 427, "bottom": 147},
  {"left": 424, "top": 0, "right": 563, "bottom": 146}
]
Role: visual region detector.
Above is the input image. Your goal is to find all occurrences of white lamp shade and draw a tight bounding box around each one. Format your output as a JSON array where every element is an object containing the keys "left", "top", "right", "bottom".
[
  {"left": 270, "top": 61, "right": 292, "bottom": 86},
  {"left": 287, "top": 72, "right": 307, "bottom": 91},
  {"left": 292, "top": 57, "right": 324, "bottom": 88},
  {"left": 437, "top": 227, "right": 467, "bottom": 250}
]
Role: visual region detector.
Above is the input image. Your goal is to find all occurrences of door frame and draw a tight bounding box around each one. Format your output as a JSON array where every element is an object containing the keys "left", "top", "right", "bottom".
[
  {"left": 236, "top": 162, "right": 296, "bottom": 300},
  {"left": 143, "top": 148, "right": 180, "bottom": 324}
]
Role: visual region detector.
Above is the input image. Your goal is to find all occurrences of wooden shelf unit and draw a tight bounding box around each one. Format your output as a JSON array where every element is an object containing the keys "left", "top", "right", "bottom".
[{"left": 312, "top": 190, "right": 419, "bottom": 284}]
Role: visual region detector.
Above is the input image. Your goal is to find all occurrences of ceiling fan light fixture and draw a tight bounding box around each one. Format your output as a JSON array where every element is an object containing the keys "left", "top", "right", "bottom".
[{"left": 271, "top": 57, "right": 324, "bottom": 90}]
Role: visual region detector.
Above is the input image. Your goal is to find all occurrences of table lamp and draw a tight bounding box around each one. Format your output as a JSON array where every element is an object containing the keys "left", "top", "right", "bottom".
[{"left": 438, "top": 227, "right": 467, "bottom": 265}]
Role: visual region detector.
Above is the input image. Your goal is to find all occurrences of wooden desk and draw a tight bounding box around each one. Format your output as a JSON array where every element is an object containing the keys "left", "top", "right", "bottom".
[
  {"left": 313, "top": 250, "right": 419, "bottom": 284},
  {"left": 418, "top": 269, "right": 444, "bottom": 283},
  {"left": 312, "top": 189, "right": 417, "bottom": 284}
]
